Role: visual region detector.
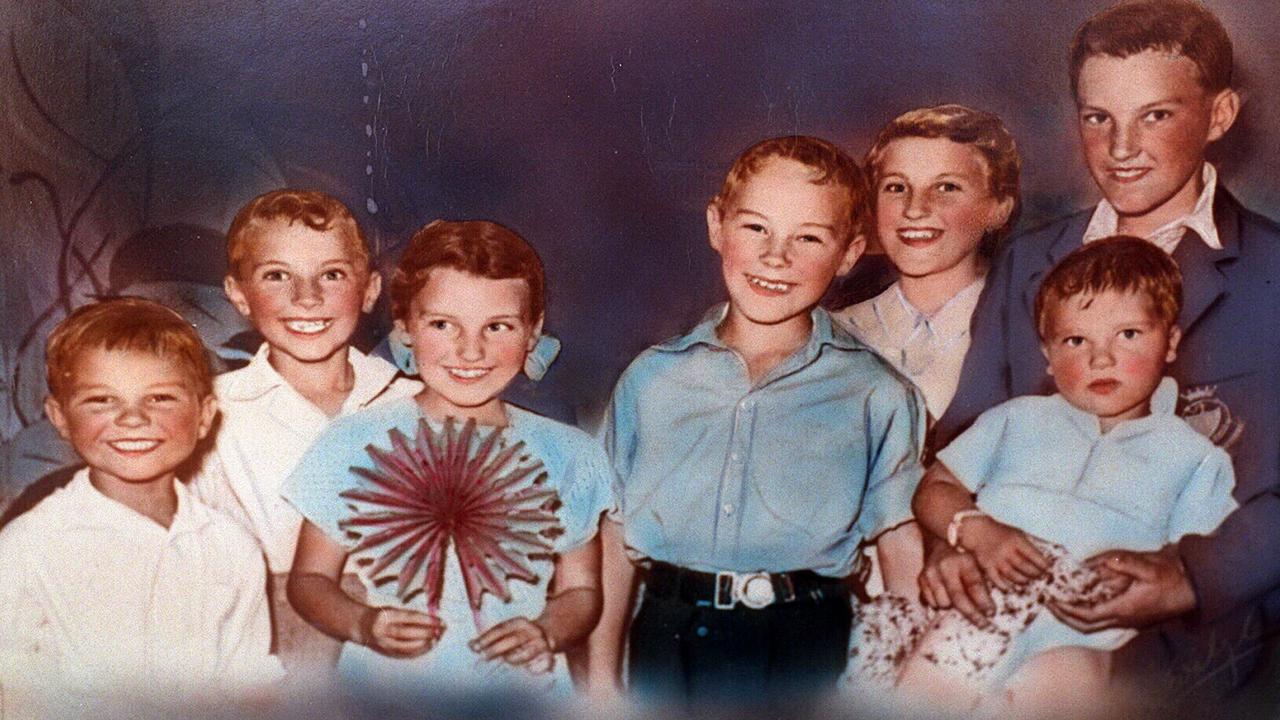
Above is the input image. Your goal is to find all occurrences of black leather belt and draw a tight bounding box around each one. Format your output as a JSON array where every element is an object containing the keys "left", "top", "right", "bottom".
[{"left": 644, "top": 562, "right": 848, "bottom": 610}]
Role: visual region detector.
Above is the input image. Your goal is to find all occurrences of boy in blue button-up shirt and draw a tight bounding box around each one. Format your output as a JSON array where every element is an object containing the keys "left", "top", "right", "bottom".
[{"left": 588, "top": 136, "right": 925, "bottom": 706}]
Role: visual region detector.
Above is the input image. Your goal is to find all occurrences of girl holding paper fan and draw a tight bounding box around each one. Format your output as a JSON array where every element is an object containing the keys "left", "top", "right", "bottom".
[{"left": 282, "top": 220, "right": 611, "bottom": 704}]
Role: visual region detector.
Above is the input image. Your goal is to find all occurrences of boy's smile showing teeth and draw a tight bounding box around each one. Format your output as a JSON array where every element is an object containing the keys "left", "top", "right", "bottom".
[
  {"left": 708, "top": 156, "right": 863, "bottom": 335},
  {"left": 107, "top": 438, "right": 162, "bottom": 454},
  {"left": 223, "top": 220, "right": 382, "bottom": 369},
  {"left": 283, "top": 318, "right": 333, "bottom": 335},
  {"left": 1108, "top": 166, "right": 1151, "bottom": 182},
  {"left": 45, "top": 348, "right": 217, "bottom": 488},
  {"left": 745, "top": 274, "right": 795, "bottom": 295},
  {"left": 896, "top": 227, "right": 944, "bottom": 247}
]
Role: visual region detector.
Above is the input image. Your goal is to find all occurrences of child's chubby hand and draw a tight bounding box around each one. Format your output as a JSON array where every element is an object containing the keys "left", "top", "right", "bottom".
[
  {"left": 469, "top": 617, "right": 556, "bottom": 674},
  {"left": 960, "top": 516, "right": 1051, "bottom": 590},
  {"left": 358, "top": 606, "right": 445, "bottom": 658}
]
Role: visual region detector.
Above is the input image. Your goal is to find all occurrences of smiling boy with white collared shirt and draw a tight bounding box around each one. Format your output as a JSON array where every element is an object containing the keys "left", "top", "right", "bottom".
[
  {"left": 590, "top": 136, "right": 925, "bottom": 707},
  {"left": 0, "top": 298, "right": 281, "bottom": 717},
  {"left": 192, "top": 189, "right": 421, "bottom": 679}
]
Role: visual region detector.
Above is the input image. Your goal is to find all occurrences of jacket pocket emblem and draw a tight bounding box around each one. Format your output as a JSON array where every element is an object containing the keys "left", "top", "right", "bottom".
[{"left": 1180, "top": 385, "right": 1245, "bottom": 451}]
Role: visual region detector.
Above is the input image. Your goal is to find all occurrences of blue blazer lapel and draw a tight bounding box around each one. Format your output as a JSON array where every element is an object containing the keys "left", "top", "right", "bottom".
[
  {"left": 1022, "top": 213, "right": 1091, "bottom": 319},
  {"left": 1174, "top": 186, "right": 1241, "bottom": 335}
]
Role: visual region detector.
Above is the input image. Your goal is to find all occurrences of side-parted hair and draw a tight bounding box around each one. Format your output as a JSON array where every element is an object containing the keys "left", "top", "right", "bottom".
[
  {"left": 1035, "top": 236, "right": 1182, "bottom": 340},
  {"left": 863, "top": 104, "right": 1022, "bottom": 258},
  {"left": 712, "top": 135, "right": 870, "bottom": 246},
  {"left": 390, "top": 220, "right": 545, "bottom": 323},
  {"left": 226, "top": 189, "right": 371, "bottom": 278},
  {"left": 45, "top": 297, "right": 214, "bottom": 400},
  {"left": 1069, "top": 0, "right": 1233, "bottom": 98}
]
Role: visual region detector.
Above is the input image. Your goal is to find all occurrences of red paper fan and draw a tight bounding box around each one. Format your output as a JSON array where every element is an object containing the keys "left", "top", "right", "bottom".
[{"left": 338, "top": 416, "right": 563, "bottom": 625}]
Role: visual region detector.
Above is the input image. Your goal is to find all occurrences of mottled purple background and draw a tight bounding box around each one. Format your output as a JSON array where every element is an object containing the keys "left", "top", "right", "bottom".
[{"left": 3, "top": 0, "right": 1279, "bottom": 498}]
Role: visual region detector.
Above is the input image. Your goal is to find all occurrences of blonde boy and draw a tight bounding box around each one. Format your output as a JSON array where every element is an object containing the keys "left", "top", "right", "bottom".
[
  {"left": 193, "top": 189, "right": 421, "bottom": 674},
  {"left": 593, "top": 136, "right": 924, "bottom": 705},
  {"left": 0, "top": 298, "right": 280, "bottom": 716}
]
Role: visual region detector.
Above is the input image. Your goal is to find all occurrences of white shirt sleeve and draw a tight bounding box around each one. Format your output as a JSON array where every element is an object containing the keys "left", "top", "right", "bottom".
[
  {"left": 0, "top": 525, "right": 60, "bottom": 714},
  {"left": 190, "top": 449, "right": 257, "bottom": 534},
  {"left": 214, "top": 539, "right": 284, "bottom": 691}
]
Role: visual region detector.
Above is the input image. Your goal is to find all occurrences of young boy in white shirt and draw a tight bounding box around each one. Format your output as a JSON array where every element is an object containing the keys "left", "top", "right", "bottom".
[
  {"left": 0, "top": 298, "right": 281, "bottom": 718},
  {"left": 193, "top": 189, "right": 421, "bottom": 677}
]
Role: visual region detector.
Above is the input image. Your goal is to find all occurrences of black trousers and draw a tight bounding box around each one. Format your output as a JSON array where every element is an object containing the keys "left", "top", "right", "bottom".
[{"left": 627, "top": 585, "right": 853, "bottom": 707}]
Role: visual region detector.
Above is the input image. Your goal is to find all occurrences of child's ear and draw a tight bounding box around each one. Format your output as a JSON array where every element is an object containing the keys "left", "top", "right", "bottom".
[
  {"left": 526, "top": 315, "right": 546, "bottom": 354},
  {"left": 837, "top": 232, "right": 867, "bottom": 276},
  {"left": 196, "top": 395, "right": 218, "bottom": 441},
  {"left": 1040, "top": 343, "right": 1053, "bottom": 374},
  {"left": 392, "top": 318, "right": 412, "bottom": 347},
  {"left": 988, "top": 195, "right": 1016, "bottom": 233},
  {"left": 361, "top": 271, "right": 383, "bottom": 314},
  {"left": 706, "top": 202, "right": 726, "bottom": 254},
  {"left": 44, "top": 395, "right": 71, "bottom": 441},
  {"left": 1166, "top": 325, "right": 1182, "bottom": 364},
  {"left": 223, "top": 275, "right": 252, "bottom": 318},
  {"left": 1206, "top": 88, "right": 1242, "bottom": 143}
]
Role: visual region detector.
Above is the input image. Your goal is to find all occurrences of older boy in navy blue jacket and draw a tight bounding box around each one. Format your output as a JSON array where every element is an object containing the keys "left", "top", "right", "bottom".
[{"left": 929, "top": 0, "right": 1280, "bottom": 696}]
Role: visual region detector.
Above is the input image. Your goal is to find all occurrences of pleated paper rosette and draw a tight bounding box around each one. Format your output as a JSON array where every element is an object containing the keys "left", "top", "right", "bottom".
[{"left": 338, "top": 416, "right": 564, "bottom": 630}]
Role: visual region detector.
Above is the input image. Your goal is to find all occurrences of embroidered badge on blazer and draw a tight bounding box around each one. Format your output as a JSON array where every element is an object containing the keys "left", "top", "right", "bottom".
[{"left": 1180, "top": 386, "right": 1245, "bottom": 451}]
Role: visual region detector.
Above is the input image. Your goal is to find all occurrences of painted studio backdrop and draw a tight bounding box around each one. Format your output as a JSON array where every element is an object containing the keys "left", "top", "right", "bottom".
[{"left": 3, "top": 0, "right": 1280, "bottom": 510}]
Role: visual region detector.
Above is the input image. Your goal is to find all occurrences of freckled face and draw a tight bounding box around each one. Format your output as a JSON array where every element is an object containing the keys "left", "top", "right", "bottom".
[
  {"left": 1041, "top": 289, "right": 1179, "bottom": 432},
  {"left": 224, "top": 221, "right": 380, "bottom": 366},
  {"left": 396, "top": 268, "right": 540, "bottom": 424},
  {"left": 1076, "top": 50, "right": 1237, "bottom": 234},
  {"left": 707, "top": 156, "right": 864, "bottom": 330},
  {"left": 44, "top": 349, "right": 217, "bottom": 488},
  {"left": 874, "top": 136, "right": 1012, "bottom": 281}
]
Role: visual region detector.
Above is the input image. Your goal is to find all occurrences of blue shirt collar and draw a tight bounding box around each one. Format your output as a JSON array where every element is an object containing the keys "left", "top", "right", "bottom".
[{"left": 654, "top": 303, "right": 867, "bottom": 357}]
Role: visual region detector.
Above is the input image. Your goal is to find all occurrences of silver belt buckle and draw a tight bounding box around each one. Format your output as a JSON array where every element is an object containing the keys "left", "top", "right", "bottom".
[
  {"left": 714, "top": 571, "right": 737, "bottom": 609},
  {"left": 737, "top": 572, "right": 776, "bottom": 609}
]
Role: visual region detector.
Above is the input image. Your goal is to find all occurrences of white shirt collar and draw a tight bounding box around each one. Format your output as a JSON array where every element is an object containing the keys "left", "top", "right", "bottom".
[
  {"left": 1083, "top": 163, "right": 1220, "bottom": 253},
  {"left": 221, "top": 343, "right": 403, "bottom": 409},
  {"left": 876, "top": 277, "right": 985, "bottom": 342},
  {"left": 63, "top": 467, "right": 208, "bottom": 535}
]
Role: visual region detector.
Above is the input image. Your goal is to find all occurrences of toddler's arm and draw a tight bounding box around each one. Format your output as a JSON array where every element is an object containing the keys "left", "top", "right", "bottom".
[
  {"left": 914, "top": 463, "right": 1049, "bottom": 594},
  {"left": 286, "top": 520, "right": 443, "bottom": 658},
  {"left": 470, "top": 535, "right": 602, "bottom": 673}
]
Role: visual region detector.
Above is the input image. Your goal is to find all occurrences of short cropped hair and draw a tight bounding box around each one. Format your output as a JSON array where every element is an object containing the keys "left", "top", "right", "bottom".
[
  {"left": 712, "top": 135, "right": 870, "bottom": 245},
  {"left": 389, "top": 220, "right": 545, "bottom": 323},
  {"left": 1035, "top": 236, "right": 1182, "bottom": 340},
  {"left": 45, "top": 297, "right": 214, "bottom": 400},
  {"left": 863, "top": 104, "right": 1022, "bottom": 258},
  {"left": 226, "top": 189, "right": 371, "bottom": 278},
  {"left": 1069, "top": 0, "right": 1233, "bottom": 98}
]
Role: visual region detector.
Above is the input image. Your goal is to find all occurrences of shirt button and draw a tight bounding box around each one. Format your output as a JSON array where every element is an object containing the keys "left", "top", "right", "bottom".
[
  {"left": 729, "top": 452, "right": 739, "bottom": 462},
  {"left": 722, "top": 503, "right": 735, "bottom": 516}
]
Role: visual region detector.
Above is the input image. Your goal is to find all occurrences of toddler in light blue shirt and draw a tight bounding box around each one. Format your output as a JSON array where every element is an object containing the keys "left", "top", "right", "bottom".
[{"left": 880, "top": 236, "right": 1236, "bottom": 715}]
